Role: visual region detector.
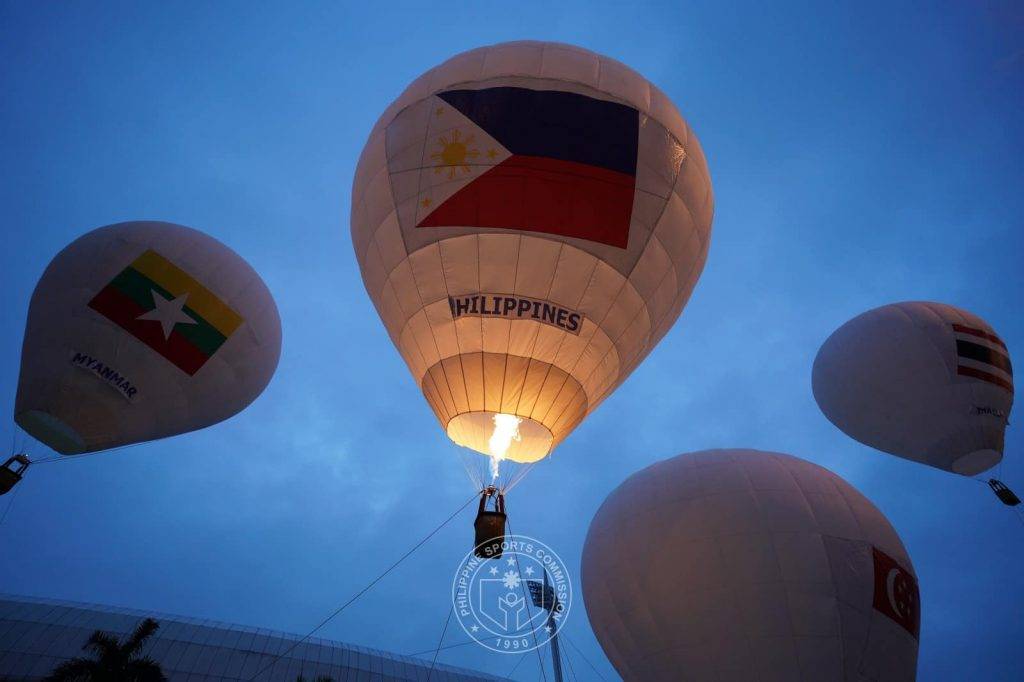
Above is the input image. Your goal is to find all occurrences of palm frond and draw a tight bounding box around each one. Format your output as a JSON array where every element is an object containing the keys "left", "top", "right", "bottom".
[
  {"left": 124, "top": 656, "right": 168, "bottom": 681},
  {"left": 122, "top": 617, "right": 160, "bottom": 657},
  {"left": 48, "top": 618, "right": 167, "bottom": 681},
  {"left": 84, "top": 629, "right": 120, "bottom": 658},
  {"left": 43, "top": 656, "right": 97, "bottom": 681}
]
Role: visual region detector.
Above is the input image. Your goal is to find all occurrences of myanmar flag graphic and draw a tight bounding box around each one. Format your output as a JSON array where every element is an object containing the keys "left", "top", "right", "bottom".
[
  {"left": 88, "top": 250, "right": 243, "bottom": 375},
  {"left": 387, "top": 86, "right": 641, "bottom": 249}
]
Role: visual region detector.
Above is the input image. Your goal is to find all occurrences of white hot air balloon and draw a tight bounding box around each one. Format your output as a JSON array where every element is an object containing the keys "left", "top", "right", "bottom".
[
  {"left": 582, "top": 449, "right": 920, "bottom": 682},
  {"left": 812, "top": 302, "right": 1013, "bottom": 477},
  {"left": 351, "top": 41, "right": 713, "bottom": 491},
  {"left": 13, "top": 221, "right": 281, "bottom": 457}
]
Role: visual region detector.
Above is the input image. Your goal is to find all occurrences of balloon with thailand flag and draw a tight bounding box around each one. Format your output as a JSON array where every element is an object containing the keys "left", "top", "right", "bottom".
[
  {"left": 813, "top": 303, "right": 1016, "bottom": 495},
  {"left": 813, "top": 302, "right": 1019, "bottom": 506},
  {"left": 350, "top": 41, "right": 714, "bottom": 493}
]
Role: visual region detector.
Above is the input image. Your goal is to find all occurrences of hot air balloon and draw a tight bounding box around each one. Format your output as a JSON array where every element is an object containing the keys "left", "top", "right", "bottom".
[
  {"left": 812, "top": 302, "right": 1017, "bottom": 504},
  {"left": 350, "top": 41, "right": 714, "bottom": 509},
  {"left": 10, "top": 221, "right": 281, "bottom": 478},
  {"left": 582, "top": 449, "right": 920, "bottom": 681}
]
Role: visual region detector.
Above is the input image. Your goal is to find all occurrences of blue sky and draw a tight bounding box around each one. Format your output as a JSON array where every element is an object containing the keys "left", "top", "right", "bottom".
[{"left": 1, "top": 1, "right": 1022, "bottom": 679}]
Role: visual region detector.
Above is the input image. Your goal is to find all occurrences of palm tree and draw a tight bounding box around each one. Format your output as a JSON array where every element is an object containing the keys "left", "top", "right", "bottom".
[{"left": 45, "top": 617, "right": 167, "bottom": 681}]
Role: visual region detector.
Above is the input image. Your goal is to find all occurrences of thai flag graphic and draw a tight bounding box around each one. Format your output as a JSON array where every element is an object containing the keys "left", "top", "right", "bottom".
[{"left": 953, "top": 324, "right": 1013, "bottom": 392}]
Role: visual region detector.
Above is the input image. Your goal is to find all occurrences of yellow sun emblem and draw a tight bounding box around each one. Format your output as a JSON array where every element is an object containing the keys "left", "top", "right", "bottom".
[{"left": 431, "top": 129, "right": 479, "bottom": 179}]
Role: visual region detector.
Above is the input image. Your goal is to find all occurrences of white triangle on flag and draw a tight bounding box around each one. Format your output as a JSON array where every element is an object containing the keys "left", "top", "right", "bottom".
[{"left": 387, "top": 93, "right": 512, "bottom": 234}]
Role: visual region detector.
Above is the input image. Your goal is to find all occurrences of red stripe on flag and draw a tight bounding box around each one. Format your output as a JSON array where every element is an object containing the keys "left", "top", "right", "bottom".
[
  {"left": 952, "top": 324, "right": 1007, "bottom": 350},
  {"left": 88, "top": 285, "right": 211, "bottom": 376},
  {"left": 957, "top": 365, "right": 1013, "bottom": 392},
  {"left": 417, "top": 154, "right": 636, "bottom": 248},
  {"left": 872, "top": 547, "right": 920, "bottom": 640}
]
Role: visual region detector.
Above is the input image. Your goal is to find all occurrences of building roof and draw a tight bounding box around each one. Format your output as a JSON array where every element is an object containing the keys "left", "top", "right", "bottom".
[{"left": 0, "top": 593, "right": 504, "bottom": 681}]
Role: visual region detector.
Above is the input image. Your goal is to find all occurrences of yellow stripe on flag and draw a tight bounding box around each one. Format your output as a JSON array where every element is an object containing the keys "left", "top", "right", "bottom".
[{"left": 131, "top": 250, "right": 244, "bottom": 337}]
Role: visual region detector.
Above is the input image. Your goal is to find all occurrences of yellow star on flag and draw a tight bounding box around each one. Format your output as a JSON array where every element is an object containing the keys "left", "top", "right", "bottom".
[{"left": 430, "top": 130, "right": 479, "bottom": 179}]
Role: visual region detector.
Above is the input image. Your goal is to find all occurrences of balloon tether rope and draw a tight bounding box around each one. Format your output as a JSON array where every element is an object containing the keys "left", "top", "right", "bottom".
[{"left": 246, "top": 491, "right": 478, "bottom": 681}]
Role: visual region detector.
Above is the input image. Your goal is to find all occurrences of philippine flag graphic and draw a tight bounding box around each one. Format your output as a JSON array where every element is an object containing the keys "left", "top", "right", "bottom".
[{"left": 386, "top": 86, "right": 644, "bottom": 249}]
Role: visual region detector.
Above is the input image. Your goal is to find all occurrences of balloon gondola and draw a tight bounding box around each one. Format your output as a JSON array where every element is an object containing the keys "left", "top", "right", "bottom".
[
  {"left": 473, "top": 486, "right": 507, "bottom": 559},
  {"left": 988, "top": 479, "right": 1021, "bottom": 506},
  {"left": 0, "top": 455, "right": 30, "bottom": 495}
]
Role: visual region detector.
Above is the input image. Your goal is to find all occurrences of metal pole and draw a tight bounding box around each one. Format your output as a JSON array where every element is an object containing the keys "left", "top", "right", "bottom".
[
  {"left": 545, "top": 570, "right": 563, "bottom": 682},
  {"left": 548, "top": 613, "right": 563, "bottom": 682}
]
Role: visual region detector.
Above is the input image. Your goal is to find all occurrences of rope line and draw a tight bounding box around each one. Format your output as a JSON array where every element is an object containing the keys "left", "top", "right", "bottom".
[
  {"left": 425, "top": 605, "right": 454, "bottom": 681},
  {"left": 562, "top": 633, "right": 607, "bottom": 682},
  {"left": 406, "top": 639, "right": 478, "bottom": 657},
  {"left": 0, "top": 483, "right": 23, "bottom": 533},
  {"left": 505, "top": 517, "right": 548, "bottom": 682},
  {"left": 247, "top": 491, "right": 479, "bottom": 681},
  {"left": 30, "top": 440, "right": 151, "bottom": 465},
  {"left": 561, "top": 639, "right": 579, "bottom": 682},
  {"left": 505, "top": 650, "right": 528, "bottom": 678}
]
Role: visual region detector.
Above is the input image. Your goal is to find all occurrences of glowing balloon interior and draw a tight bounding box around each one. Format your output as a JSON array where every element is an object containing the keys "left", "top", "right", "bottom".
[
  {"left": 15, "top": 221, "right": 282, "bottom": 455},
  {"left": 351, "top": 41, "right": 713, "bottom": 485}
]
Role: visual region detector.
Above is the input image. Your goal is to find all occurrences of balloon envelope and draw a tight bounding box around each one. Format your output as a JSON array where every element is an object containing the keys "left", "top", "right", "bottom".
[
  {"left": 813, "top": 302, "right": 1013, "bottom": 476},
  {"left": 582, "top": 449, "right": 920, "bottom": 682},
  {"left": 351, "top": 41, "right": 713, "bottom": 468},
  {"left": 15, "top": 221, "right": 281, "bottom": 454}
]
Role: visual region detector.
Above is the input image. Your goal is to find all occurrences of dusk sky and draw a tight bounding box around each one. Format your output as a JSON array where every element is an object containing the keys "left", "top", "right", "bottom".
[{"left": 1, "top": 2, "right": 1022, "bottom": 680}]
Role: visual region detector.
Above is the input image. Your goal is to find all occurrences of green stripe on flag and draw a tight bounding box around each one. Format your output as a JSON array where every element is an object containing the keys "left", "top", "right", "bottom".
[
  {"left": 107, "top": 267, "right": 228, "bottom": 356},
  {"left": 172, "top": 312, "right": 228, "bottom": 357}
]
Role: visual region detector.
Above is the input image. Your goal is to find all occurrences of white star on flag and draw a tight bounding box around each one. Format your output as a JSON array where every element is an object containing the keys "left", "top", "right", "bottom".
[
  {"left": 471, "top": 625, "right": 479, "bottom": 632},
  {"left": 136, "top": 290, "right": 197, "bottom": 339},
  {"left": 525, "top": 566, "right": 535, "bottom": 575},
  {"left": 507, "top": 557, "right": 516, "bottom": 567},
  {"left": 489, "top": 566, "right": 499, "bottom": 575},
  {"left": 544, "top": 625, "right": 552, "bottom": 633}
]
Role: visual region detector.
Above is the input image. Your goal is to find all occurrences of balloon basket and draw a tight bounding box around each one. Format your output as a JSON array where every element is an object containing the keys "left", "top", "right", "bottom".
[
  {"left": 474, "top": 488, "right": 507, "bottom": 559},
  {"left": 0, "top": 454, "right": 30, "bottom": 496}
]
